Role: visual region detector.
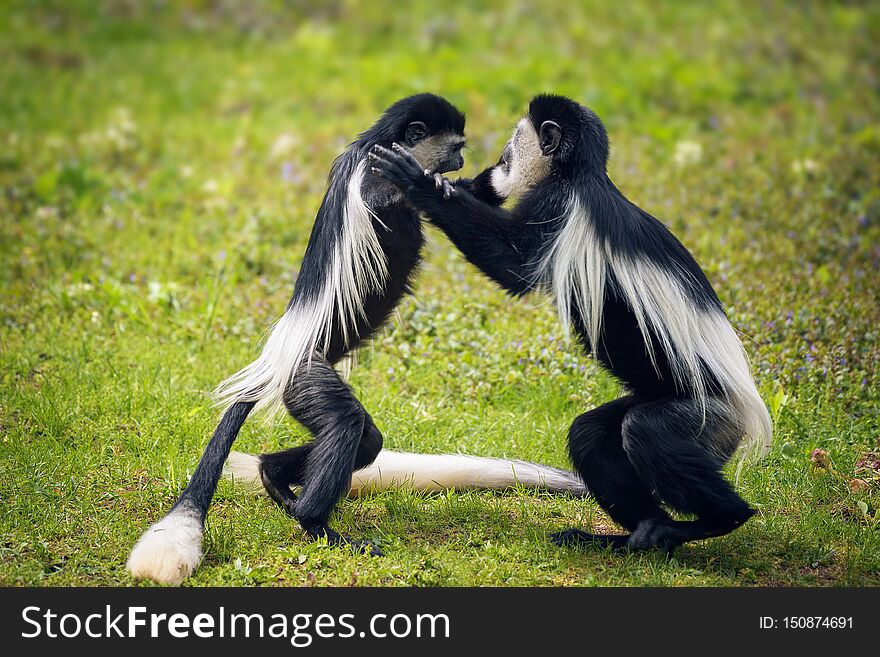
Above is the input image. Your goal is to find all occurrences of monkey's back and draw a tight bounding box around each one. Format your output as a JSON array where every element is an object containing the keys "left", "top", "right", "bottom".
[{"left": 322, "top": 203, "right": 425, "bottom": 364}]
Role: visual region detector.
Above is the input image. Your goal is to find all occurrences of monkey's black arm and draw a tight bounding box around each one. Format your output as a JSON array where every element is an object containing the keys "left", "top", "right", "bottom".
[
  {"left": 418, "top": 190, "right": 533, "bottom": 295},
  {"left": 370, "top": 145, "right": 531, "bottom": 295},
  {"left": 452, "top": 166, "right": 506, "bottom": 206}
]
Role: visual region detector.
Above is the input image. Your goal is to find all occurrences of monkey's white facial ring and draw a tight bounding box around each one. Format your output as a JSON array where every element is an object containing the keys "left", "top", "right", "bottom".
[{"left": 490, "top": 118, "right": 550, "bottom": 199}]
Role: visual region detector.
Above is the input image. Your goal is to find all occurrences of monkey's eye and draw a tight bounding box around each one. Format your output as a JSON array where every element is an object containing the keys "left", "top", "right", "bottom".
[
  {"left": 499, "top": 143, "right": 512, "bottom": 167},
  {"left": 405, "top": 121, "right": 428, "bottom": 145},
  {"left": 449, "top": 139, "right": 466, "bottom": 153}
]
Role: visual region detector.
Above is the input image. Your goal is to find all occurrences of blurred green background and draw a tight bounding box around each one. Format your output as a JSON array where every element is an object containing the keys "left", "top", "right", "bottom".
[{"left": 1, "top": 1, "right": 878, "bottom": 585}]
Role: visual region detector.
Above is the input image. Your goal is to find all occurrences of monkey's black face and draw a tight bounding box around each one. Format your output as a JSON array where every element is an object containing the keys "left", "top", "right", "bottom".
[
  {"left": 362, "top": 94, "right": 466, "bottom": 182},
  {"left": 488, "top": 95, "right": 612, "bottom": 200},
  {"left": 382, "top": 94, "right": 466, "bottom": 174},
  {"left": 409, "top": 131, "right": 466, "bottom": 174}
]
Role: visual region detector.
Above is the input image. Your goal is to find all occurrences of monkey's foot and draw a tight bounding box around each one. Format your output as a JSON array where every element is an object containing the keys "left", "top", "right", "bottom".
[
  {"left": 625, "top": 518, "right": 680, "bottom": 556},
  {"left": 550, "top": 528, "right": 630, "bottom": 551},
  {"left": 625, "top": 514, "right": 755, "bottom": 555},
  {"left": 306, "top": 526, "right": 384, "bottom": 557},
  {"left": 261, "top": 468, "right": 299, "bottom": 517}
]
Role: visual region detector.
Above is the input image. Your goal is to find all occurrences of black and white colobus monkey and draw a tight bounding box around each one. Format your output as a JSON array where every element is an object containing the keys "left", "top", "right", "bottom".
[
  {"left": 128, "top": 94, "right": 584, "bottom": 585},
  {"left": 370, "top": 94, "right": 772, "bottom": 554}
]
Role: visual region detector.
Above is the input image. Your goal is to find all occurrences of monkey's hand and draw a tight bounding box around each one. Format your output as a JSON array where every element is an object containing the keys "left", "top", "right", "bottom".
[
  {"left": 432, "top": 173, "right": 457, "bottom": 199},
  {"left": 369, "top": 143, "right": 456, "bottom": 201},
  {"left": 468, "top": 164, "right": 506, "bottom": 206}
]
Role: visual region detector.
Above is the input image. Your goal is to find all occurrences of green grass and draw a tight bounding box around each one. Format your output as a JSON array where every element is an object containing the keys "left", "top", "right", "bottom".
[{"left": 1, "top": 0, "right": 878, "bottom": 586}]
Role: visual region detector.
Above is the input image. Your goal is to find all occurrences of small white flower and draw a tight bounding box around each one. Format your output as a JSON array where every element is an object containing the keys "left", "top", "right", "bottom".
[
  {"left": 791, "top": 158, "right": 820, "bottom": 175},
  {"left": 269, "top": 132, "right": 298, "bottom": 160},
  {"left": 105, "top": 107, "right": 138, "bottom": 151},
  {"left": 673, "top": 140, "right": 703, "bottom": 167},
  {"left": 147, "top": 280, "right": 163, "bottom": 302}
]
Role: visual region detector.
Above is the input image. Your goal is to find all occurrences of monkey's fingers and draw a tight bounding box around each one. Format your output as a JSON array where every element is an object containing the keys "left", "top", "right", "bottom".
[
  {"left": 390, "top": 142, "right": 429, "bottom": 176},
  {"left": 372, "top": 147, "right": 428, "bottom": 189},
  {"left": 370, "top": 145, "right": 422, "bottom": 181},
  {"left": 432, "top": 173, "right": 456, "bottom": 199},
  {"left": 369, "top": 161, "right": 405, "bottom": 185},
  {"left": 367, "top": 148, "right": 403, "bottom": 173},
  {"left": 368, "top": 153, "right": 412, "bottom": 188},
  {"left": 370, "top": 144, "right": 394, "bottom": 157}
]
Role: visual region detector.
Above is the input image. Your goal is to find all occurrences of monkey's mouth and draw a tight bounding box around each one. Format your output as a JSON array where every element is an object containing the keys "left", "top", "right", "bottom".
[
  {"left": 436, "top": 155, "right": 465, "bottom": 174},
  {"left": 498, "top": 144, "right": 512, "bottom": 172}
]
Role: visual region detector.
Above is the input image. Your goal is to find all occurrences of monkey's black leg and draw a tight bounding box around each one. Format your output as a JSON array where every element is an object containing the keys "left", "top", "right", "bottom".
[
  {"left": 551, "top": 396, "right": 672, "bottom": 551},
  {"left": 265, "top": 356, "right": 383, "bottom": 555},
  {"left": 127, "top": 400, "right": 255, "bottom": 583},
  {"left": 620, "top": 398, "right": 755, "bottom": 553},
  {"left": 174, "top": 400, "right": 256, "bottom": 520},
  {"left": 259, "top": 444, "right": 311, "bottom": 517},
  {"left": 259, "top": 412, "right": 384, "bottom": 512}
]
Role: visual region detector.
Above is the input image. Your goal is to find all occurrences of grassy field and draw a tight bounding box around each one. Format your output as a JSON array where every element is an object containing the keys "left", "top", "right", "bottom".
[{"left": 1, "top": 1, "right": 878, "bottom": 586}]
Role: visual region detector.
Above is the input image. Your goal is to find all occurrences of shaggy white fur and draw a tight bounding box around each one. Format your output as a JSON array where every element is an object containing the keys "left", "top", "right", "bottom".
[
  {"left": 537, "top": 196, "right": 772, "bottom": 455},
  {"left": 213, "top": 161, "right": 388, "bottom": 419}
]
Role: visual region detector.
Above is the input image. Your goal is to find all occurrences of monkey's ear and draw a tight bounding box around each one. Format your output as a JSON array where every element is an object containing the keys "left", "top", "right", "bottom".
[
  {"left": 405, "top": 121, "right": 428, "bottom": 146},
  {"left": 539, "top": 120, "right": 562, "bottom": 156}
]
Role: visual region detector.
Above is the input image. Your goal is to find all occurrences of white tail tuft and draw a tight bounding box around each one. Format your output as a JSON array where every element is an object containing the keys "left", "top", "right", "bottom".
[
  {"left": 351, "top": 450, "right": 587, "bottom": 494},
  {"left": 224, "top": 449, "right": 587, "bottom": 497},
  {"left": 126, "top": 504, "right": 204, "bottom": 585}
]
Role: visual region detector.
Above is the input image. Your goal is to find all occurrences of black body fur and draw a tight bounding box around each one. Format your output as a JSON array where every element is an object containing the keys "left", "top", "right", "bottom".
[
  {"left": 370, "top": 94, "right": 766, "bottom": 554},
  {"left": 168, "top": 95, "right": 488, "bottom": 555}
]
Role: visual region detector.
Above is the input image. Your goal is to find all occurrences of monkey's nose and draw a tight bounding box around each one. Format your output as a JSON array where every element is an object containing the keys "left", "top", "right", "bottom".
[{"left": 454, "top": 154, "right": 464, "bottom": 170}]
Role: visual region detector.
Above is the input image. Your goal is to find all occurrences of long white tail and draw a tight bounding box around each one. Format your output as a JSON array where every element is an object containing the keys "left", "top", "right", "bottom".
[{"left": 225, "top": 449, "right": 587, "bottom": 496}]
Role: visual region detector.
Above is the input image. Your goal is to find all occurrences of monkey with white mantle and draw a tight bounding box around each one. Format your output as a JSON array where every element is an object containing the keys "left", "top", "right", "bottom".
[{"left": 369, "top": 94, "right": 772, "bottom": 553}]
